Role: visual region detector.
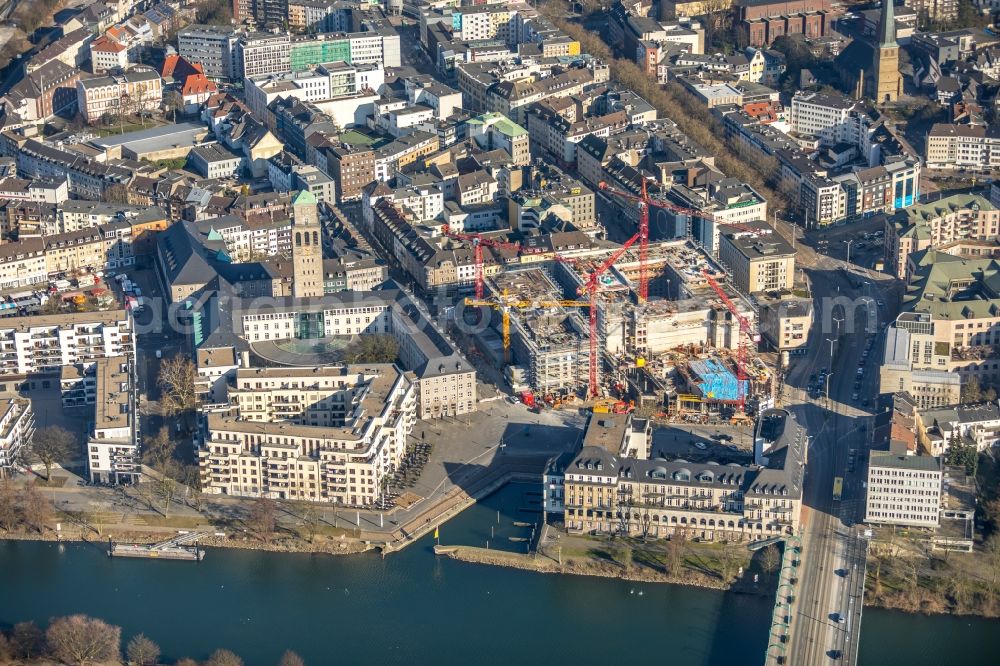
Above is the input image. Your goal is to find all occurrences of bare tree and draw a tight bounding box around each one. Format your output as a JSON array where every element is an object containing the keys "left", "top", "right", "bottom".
[
  {"left": 248, "top": 497, "right": 278, "bottom": 543},
  {"left": 986, "top": 535, "right": 1000, "bottom": 592},
  {"left": 46, "top": 614, "right": 122, "bottom": 666},
  {"left": 0, "top": 631, "right": 11, "bottom": 662},
  {"left": 27, "top": 425, "right": 75, "bottom": 480},
  {"left": 102, "top": 183, "right": 131, "bottom": 204},
  {"left": 761, "top": 544, "right": 781, "bottom": 573},
  {"left": 143, "top": 427, "right": 175, "bottom": 471},
  {"left": 156, "top": 460, "right": 180, "bottom": 517},
  {"left": 126, "top": 633, "right": 160, "bottom": 666},
  {"left": 0, "top": 479, "right": 20, "bottom": 532},
  {"left": 157, "top": 355, "right": 199, "bottom": 418},
  {"left": 205, "top": 648, "right": 244, "bottom": 666},
  {"left": 279, "top": 650, "right": 305, "bottom": 666},
  {"left": 164, "top": 90, "right": 184, "bottom": 122},
  {"left": 10, "top": 621, "right": 44, "bottom": 660},
  {"left": 19, "top": 481, "right": 52, "bottom": 533},
  {"left": 301, "top": 503, "right": 320, "bottom": 543}
]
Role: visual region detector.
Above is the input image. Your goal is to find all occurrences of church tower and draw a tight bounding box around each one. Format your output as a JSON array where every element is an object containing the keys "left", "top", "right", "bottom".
[
  {"left": 291, "top": 190, "right": 323, "bottom": 298},
  {"left": 873, "top": 0, "right": 902, "bottom": 103}
]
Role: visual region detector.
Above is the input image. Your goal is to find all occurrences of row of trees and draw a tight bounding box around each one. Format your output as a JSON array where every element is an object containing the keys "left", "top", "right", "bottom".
[{"left": 0, "top": 615, "right": 306, "bottom": 666}]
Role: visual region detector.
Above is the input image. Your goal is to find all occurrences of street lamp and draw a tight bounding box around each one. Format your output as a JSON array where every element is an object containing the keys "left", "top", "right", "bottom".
[
  {"left": 833, "top": 315, "right": 844, "bottom": 339},
  {"left": 845, "top": 239, "right": 855, "bottom": 266}
]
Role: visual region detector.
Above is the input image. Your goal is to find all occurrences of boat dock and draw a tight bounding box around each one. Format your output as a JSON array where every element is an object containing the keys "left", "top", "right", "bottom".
[{"left": 108, "top": 531, "right": 210, "bottom": 561}]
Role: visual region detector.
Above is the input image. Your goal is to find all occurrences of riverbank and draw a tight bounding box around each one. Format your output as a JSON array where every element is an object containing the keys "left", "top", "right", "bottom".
[
  {"left": 434, "top": 543, "right": 733, "bottom": 589},
  {"left": 0, "top": 528, "right": 372, "bottom": 557}
]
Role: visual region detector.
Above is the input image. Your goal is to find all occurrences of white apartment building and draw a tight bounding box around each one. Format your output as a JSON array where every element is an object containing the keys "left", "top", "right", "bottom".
[
  {"left": 76, "top": 67, "right": 163, "bottom": 123},
  {"left": 0, "top": 237, "right": 47, "bottom": 290},
  {"left": 0, "top": 397, "right": 34, "bottom": 477},
  {"left": 925, "top": 123, "right": 1000, "bottom": 172},
  {"left": 86, "top": 356, "right": 139, "bottom": 485},
  {"left": 0, "top": 311, "right": 133, "bottom": 377},
  {"left": 789, "top": 91, "right": 868, "bottom": 147},
  {"left": 865, "top": 451, "right": 942, "bottom": 529},
  {"left": 919, "top": 402, "right": 1000, "bottom": 456},
  {"left": 199, "top": 365, "right": 416, "bottom": 506},
  {"left": 201, "top": 216, "right": 291, "bottom": 263}
]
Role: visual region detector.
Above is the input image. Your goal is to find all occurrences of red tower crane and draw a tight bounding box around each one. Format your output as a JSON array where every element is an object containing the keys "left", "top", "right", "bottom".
[
  {"left": 441, "top": 224, "right": 521, "bottom": 299},
  {"left": 701, "top": 268, "right": 759, "bottom": 411},
  {"left": 577, "top": 232, "right": 643, "bottom": 398},
  {"left": 598, "top": 180, "right": 773, "bottom": 301}
]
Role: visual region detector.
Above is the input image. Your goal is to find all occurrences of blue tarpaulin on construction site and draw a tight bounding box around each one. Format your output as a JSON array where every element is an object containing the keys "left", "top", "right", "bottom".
[{"left": 688, "top": 358, "right": 746, "bottom": 402}]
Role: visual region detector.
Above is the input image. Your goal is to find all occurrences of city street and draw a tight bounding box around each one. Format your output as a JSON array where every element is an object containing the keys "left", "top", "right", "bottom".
[{"left": 782, "top": 257, "right": 900, "bottom": 665}]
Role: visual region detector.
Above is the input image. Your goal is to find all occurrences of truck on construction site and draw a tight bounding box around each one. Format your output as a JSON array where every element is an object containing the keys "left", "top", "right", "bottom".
[
  {"left": 593, "top": 399, "right": 635, "bottom": 415},
  {"left": 519, "top": 391, "right": 535, "bottom": 408}
]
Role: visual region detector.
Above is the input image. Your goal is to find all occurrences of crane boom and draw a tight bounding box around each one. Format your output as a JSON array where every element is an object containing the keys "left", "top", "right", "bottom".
[{"left": 442, "top": 224, "right": 520, "bottom": 299}]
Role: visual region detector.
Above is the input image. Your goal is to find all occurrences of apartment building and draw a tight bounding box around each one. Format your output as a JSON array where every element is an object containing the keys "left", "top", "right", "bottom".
[
  {"left": 904, "top": 0, "right": 958, "bottom": 23},
  {"left": 717, "top": 221, "right": 795, "bottom": 294},
  {"left": 200, "top": 365, "right": 415, "bottom": 506},
  {"left": 925, "top": 123, "right": 1000, "bottom": 172},
  {"left": 0, "top": 238, "right": 47, "bottom": 290},
  {"left": 789, "top": 91, "right": 869, "bottom": 146},
  {"left": 177, "top": 24, "right": 239, "bottom": 81},
  {"left": 467, "top": 112, "right": 530, "bottom": 166},
  {"left": 884, "top": 194, "right": 999, "bottom": 278},
  {"left": 323, "top": 142, "right": 376, "bottom": 203},
  {"left": 0, "top": 311, "right": 133, "bottom": 377},
  {"left": 86, "top": 356, "right": 139, "bottom": 485},
  {"left": 758, "top": 294, "right": 812, "bottom": 353},
  {"left": 0, "top": 398, "right": 34, "bottom": 478},
  {"left": 76, "top": 67, "right": 163, "bottom": 123},
  {"left": 562, "top": 409, "right": 805, "bottom": 540},
  {"left": 865, "top": 451, "right": 942, "bottom": 529},
  {"left": 919, "top": 402, "right": 1000, "bottom": 456}
]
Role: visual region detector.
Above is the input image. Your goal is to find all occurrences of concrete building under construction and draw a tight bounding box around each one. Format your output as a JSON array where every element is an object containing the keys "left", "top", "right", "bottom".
[
  {"left": 488, "top": 267, "right": 595, "bottom": 394},
  {"left": 475, "top": 240, "right": 760, "bottom": 399}
]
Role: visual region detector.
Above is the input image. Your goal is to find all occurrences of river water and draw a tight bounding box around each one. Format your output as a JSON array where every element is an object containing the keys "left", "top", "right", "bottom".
[{"left": 1, "top": 485, "right": 997, "bottom": 665}]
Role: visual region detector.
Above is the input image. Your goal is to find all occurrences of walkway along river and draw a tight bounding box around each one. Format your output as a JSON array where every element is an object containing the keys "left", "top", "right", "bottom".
[{"left": 1, "top": 484, "right": 998, "bottom": 665}]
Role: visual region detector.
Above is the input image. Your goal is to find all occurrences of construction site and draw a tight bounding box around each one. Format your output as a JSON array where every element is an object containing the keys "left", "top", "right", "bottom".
[{"left": 448, "top": 180, "right": 779, "bottom": 423}]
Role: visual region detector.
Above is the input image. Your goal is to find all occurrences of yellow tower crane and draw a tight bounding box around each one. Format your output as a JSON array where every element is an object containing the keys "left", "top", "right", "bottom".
[{"left": 464, "top": 292, "right": 590, "bottom": 364}]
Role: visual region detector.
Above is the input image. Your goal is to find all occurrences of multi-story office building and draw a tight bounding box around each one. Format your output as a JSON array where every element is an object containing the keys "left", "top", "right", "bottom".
[
  {"left": 236, "top": 32, "right": 291, "bottom": 79},
  {"left": 925, "top": 123, "right": 1000, "bottom": 173},
  {"left": 178, "top": 24, "right": 240, "bottom": 81},
  {"left": 0, "top": 398, "right": 34, "bottom": 478},
  {"left": 0, "top": 311, "right": 133, "bottom": 377},
  {"left": 717, "top": 221, "right": 795, "bottom": 294},
  {"left": 757, "top": 294, "right": 812, "bottom": 353},
  {"left": 879, "top": 315, "right": 962, "bottom": 409},
  {"left": 865, "top": 451, "right": 942, "bottom": 529},
  {"left": 561, "top": 409, "right": 805, "bottom": 540},
  {"left": 467, "top": 112, "right": 530, "bottom": 166},
  {"left": 76, "top": 67, "right": 163, "bottom": 123},
  {"left": 199, "top": 364, "right": 416, "bottom": 506},
  {"left": 244, "top": 61, "right": 385, "bottom": 121},
  {"left": 86, "top": 356, "right": 139, "bottom": 485}
]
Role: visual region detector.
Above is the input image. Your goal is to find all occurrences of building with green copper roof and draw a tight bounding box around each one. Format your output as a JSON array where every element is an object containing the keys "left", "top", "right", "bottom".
[{"left": 885, "top": 193, "right": 999, "bottom": 277}]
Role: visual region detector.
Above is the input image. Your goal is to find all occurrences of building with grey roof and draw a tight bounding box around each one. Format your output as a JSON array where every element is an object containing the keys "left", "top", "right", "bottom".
[
  {"left": 865, "top": 451, "right": 942, "bottom": 529},
  {"left": 561, "top": 408, "right": 806, "bottom": 540}
]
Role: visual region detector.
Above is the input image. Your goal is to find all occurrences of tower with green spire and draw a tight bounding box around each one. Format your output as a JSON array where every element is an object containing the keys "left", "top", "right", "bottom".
[
  {"left": 873, "top": 0, "right": 902, "bottom": 103},
  {"left": 291, "top": 189, "right": 323, "bottom": 299}
]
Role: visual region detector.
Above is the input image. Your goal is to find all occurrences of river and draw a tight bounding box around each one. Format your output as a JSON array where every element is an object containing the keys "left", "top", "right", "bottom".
[{"left": 1, "top": 485, "right": 997, "bottom": 665}]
